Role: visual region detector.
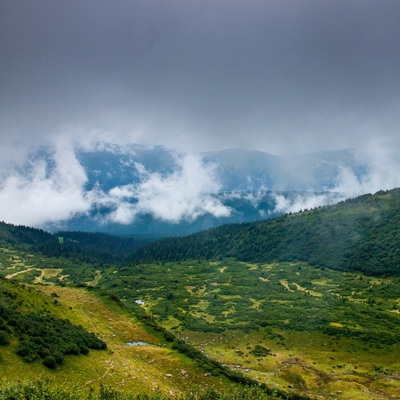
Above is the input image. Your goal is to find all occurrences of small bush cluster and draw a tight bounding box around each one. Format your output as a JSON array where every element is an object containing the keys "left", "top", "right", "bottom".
[
  {"left": 251, "top": 345, "right": 271, "bottom": 357},
  {"left": 0, "top": 280, "right": 106, "bottom": 369},
  {"left": 11, "top": 313, "right": 106, "bottom": 367}
]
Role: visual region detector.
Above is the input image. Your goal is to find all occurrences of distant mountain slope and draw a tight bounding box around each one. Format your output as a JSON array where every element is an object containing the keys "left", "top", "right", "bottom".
[
  {"left": 4, "top": 188, "right": 400, "bottom": 276},
  {"left": 202, "top": 148, "right": 367, "bottom": 191},
  {"left": 76, "top": 143, "right": 178, "bottom": 192},
  {"left": 133, "top": 188, "right": 400, "bottom": 276},
  {"left": 78, "top": 143, "right": 365, "bottom": 192}
]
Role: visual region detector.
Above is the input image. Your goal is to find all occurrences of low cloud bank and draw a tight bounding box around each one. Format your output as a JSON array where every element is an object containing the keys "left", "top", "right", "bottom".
[
  {"left": 99, "top": 154, "right": 231, "bottom": 224},
  {"left": 0, "top": 143, "right": 230, "bottom": 227},
  {"left": 269, "top": 142, "right": 400, "bottom": 215},
  {"left": 0, "top": 139, "right": 400, "bottom": 229},
  {"left": 0, "top": 141, "right": 90, "bottom": 226}
]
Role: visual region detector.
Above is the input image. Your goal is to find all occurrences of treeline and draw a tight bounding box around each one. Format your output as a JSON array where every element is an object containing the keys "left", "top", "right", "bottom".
[
  {"left": 0, "top": 222, "right": 148, "bottom": 264},
  {"left": 0, "top": 222, "right": 52, "bottom": 247},
  {"left": 3, "top": 188, "right": 400, "bottom": 276},
  {"left": 45, "top": 231, "right": 148, "bottom": 263},
  {"left": 132, "top": 189, "right": 400, "bottom": 276}
]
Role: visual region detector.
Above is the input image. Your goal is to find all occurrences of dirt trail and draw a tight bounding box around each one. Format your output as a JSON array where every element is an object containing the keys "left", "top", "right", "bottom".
[{"left": 5, "top": 267, "right": 36, "bottom": 279}]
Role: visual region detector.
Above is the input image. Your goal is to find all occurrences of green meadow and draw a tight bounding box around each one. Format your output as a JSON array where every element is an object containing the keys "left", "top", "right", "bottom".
[{"left": 1, "top": 250, "right": 399, "bottom": 399}]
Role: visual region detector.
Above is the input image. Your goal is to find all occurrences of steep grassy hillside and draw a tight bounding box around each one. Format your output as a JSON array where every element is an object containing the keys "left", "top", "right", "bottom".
[
  {"left": 0, "top": 279, "right": 242, "bottom": 397},
  {"left": 0, "top": 379, "right": 287, "bottom": 400},
  {"left": 133, "top": 188, "right": 400, "bottom": 276},
  {"left": 0, "top": 278, "right": 106, "bottom": 369}
]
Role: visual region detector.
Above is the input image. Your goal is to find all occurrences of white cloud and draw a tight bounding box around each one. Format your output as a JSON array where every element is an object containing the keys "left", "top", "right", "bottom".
[
  {"left": 272, "top": 192, "right": 342, "bottom": 215},
  {"left": 270, "top": 138, "right": 400, "bottom": 215},
  {"left": 0, "top": 142, "right": 231, "bottom": 227},
  {"left": 0, "top": 141, "right": 91, "bottom": 226},
  {"left": 1, "top": 133, "right": 400, "bottom": 229},
  {"left": 103, "top": 154, "right": 231, "bottom": 224}
]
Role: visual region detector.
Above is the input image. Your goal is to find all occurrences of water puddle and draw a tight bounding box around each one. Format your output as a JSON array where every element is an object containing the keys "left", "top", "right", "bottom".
[{"left": 126, "top": 341, "right": 151, "bottom": 346}]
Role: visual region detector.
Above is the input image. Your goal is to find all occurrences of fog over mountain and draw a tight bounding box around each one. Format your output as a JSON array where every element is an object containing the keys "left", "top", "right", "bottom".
[
  {"left": 1, "top": 1, "right": 400, "bottom": 231},
  {"left": 0, "top": 142, "right": 386, "bottom": 235}
]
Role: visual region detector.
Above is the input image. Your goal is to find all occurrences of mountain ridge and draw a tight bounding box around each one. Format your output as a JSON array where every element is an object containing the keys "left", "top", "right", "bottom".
[{"left": 133, "top": 188, "right": 400, "bottom": 276}]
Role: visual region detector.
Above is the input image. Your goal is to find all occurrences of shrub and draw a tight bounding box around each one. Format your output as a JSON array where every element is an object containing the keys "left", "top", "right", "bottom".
[
  {"left": 66, "top": 343, "right": 80, "bottom": 355},
  {"left": 251, "top": 345, "right": 271, "bottom": 357},
  {"left": 0, "top": 331, "right": 10, "bottom": 346},
  {"left": 43, "top": 355, "right": 57, "bottom": 369},
  {"left": 79, "top": 345, "right": 89, "bottom": 355},
  {"left": 16, "top": 340, "right": 38, "bottom": 362},
  {"left": 53, "top": 351, "right": 64, "bottom": 365}
]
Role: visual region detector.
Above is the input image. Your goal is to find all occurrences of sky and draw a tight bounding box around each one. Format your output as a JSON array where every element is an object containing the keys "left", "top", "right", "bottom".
[{"left": 1, "top": 0, "right": 400, "bottom": 227}]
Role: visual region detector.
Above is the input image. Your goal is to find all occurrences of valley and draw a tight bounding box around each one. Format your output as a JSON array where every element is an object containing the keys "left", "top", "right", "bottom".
[
  {"left": 1, "top": 254, "right": 399, "bottom": 398},
  {"left": 1, "top": 189, "right": 400, "bottom": 399},
  {"left": 98, "top": 260, "right": 400, "bottom": 399},
  {"left": 3, "top": 1, "right": 400, "bottom": 398}
]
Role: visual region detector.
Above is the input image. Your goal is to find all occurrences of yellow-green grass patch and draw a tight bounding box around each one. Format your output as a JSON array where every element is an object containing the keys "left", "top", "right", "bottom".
[{"left": 0, "top": 285, "right": 231, "bottom": 395}]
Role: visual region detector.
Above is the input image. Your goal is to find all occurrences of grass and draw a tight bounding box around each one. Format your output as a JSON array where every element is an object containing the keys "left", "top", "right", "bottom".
[
  {"left": 181, "top": 328, "right": 400, "bottom": 399},
  {"left": 92, "top": 258, "right": 400, "bottom": 399},
  {"left": 0, "top": 284, "right": 231, "bottom": 396},
  {"left": 1, "top": 245, "right": 400, "bottom": 398},
  {"left": 0, "top": 378, "right": 287, "bottom": 399}
]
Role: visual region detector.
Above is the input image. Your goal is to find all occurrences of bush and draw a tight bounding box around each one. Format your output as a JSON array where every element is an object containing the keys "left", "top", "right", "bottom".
[
  {"left": 79, "top": 345, "right": 89, "bottom": 355},
  {"left": 16, "top": 340, "right": 38, "bottom": 362},
  {"left": 53, "top": 351, "right": 64, "bottom": 365},
  {"left": 66, "top": 343, "right": 80, "bottom": 355},
  {"left": 43, "top": 355, "right": 57, "bottom": 369},
  {"left": 251, "top": 345, "right": 271, "bottom": 357},
  {"left": 0, "top": 331, "right": 10, "bottom": 346}
]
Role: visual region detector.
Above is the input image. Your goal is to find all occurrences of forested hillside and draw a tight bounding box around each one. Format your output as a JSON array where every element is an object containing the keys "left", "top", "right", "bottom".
[
  {"left": 133, "top": 188, "right": 400, "bottom": 276},
  {"left": 0, "top": 223, "right": 147, "bottom": 264}
]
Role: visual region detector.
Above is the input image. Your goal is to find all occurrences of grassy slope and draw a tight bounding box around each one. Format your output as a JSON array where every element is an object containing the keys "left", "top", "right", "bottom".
[
  {"left": 0, "top": 280, "right": 231, "bottom": 396},
  {"left": 2, "top": 252, "right": 399, "bottom": 399}
]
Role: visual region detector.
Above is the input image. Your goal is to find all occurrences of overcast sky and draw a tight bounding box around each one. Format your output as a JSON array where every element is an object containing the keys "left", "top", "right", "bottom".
[
  {"left": 1, "top": 0, "right": 400, "bottom": 227},
  {"left": 1, "top": 0, "right": 400, "bottom": 157}
]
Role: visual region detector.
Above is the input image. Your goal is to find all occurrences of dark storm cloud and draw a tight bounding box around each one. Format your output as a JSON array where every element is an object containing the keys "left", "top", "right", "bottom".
[{"left": 1, "top": 0, "right": 400, "bottom": 154}]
